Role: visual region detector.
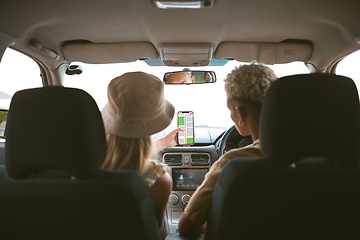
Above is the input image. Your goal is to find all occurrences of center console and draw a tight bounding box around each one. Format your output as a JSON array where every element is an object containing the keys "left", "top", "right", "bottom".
[{"left": 163, "top": 152, "right": 211, "bottom": 234}]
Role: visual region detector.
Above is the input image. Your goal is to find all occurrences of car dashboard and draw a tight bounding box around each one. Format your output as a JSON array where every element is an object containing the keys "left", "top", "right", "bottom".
[
  {"left": 160, "top": 146, "right": 218, "bottom": 234},
  {"left": 156, "top": 126, "right": 225, "bottom": 234}
]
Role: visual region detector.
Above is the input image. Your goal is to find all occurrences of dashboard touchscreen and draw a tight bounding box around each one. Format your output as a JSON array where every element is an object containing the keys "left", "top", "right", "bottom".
[{"left": 172, "top": 168, "right": 208, "bottom": 191}]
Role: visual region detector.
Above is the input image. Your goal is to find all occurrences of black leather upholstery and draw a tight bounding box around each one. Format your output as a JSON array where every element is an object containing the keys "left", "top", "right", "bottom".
[
  {"left": 2, "top": 86, "right": 160, "bottom": 239},
  {"left": 206, "top": 74, "right": 360, "bottom": 240},
  {"left": 260, "top": 73, "right": 360, "bottom": 166},
  {"left": 5, "top": 87, "right": 106, "bottom": 179}
]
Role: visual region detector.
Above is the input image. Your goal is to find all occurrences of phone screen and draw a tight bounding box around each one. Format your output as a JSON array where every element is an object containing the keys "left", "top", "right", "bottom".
[{"left": 177, "top": 111, "right": 194, "bottom": 145}]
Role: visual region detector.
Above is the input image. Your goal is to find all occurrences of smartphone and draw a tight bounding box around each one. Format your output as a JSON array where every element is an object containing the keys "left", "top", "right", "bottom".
[{"left": 177, "top": 111, "right": 194, "bottom": 145}]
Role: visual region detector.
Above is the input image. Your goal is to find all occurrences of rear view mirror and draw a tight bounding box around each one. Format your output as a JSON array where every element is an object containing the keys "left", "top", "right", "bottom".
[{"left": 163, "top": 70, "right": 216, "bottom": 84}]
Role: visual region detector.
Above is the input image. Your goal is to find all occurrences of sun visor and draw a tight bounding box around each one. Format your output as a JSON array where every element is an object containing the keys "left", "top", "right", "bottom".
[
  {"left": 214, "top": 42, "right": 312, "bottom": 64},
  {"left": 62, "top": 42, "right": 159, "bottom": 63},
  {"left": 159, "top": 43, "right": 213, "bottom": 66}
]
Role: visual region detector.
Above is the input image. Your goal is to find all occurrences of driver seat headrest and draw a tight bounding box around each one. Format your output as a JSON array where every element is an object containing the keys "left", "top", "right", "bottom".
[
  {"left": 5, "top": 87, "right": 106, "bottom": 179},
  {"left": 260, "top": 73, "right": 360, "bottom": 167}
]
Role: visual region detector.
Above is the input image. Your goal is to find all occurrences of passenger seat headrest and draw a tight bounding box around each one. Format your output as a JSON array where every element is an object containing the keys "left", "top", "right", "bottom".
[
  {"left": 260, "top": 73, "right": 360, "bottom": 166},
  {"left": 5, "top": 87, "right": 106, "bottom": 179}
]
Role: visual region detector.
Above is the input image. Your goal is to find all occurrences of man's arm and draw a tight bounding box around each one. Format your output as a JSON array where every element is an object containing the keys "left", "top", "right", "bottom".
[
  {"left": 178, "top": 160, "right": 224, "bottom": 236},
  {"left": 178, "top": 213, "right": 206, "bottom": 236}
]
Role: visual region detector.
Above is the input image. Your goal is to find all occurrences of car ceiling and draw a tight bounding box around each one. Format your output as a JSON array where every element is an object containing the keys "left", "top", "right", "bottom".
[{"left": 0, "top": 0, "right": 359, "bottom": 72}]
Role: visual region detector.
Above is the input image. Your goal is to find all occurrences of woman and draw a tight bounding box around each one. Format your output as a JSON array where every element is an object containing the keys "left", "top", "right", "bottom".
[
  {"left": 101, "top": 71, "right": 181, "bottom": 227},
  {"left": 178, "top": 63, "right": 277, "bottom": 236}
]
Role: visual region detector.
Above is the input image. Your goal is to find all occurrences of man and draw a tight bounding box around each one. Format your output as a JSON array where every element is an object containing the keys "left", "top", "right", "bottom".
[{"left": 178, "top": 64, "right": 277, "bottom": 236}]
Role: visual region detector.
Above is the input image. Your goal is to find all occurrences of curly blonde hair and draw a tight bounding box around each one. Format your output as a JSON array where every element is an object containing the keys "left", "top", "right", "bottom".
[{"left": 224, "top": 63, "right": 277, "bottom": 104}]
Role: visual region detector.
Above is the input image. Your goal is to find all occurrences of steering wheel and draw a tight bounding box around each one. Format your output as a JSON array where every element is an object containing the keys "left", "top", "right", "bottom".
[{"left": 217, "top": 125, "right": 253, "bottom": 157}]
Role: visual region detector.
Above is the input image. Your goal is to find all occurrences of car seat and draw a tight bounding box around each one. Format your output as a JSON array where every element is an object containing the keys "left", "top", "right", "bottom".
[
  {"left": 206, "top": 73, "right": 360, "bottom": 240},
  {"left": 2, "top": 86, "right": 160, "bottom": 240}
]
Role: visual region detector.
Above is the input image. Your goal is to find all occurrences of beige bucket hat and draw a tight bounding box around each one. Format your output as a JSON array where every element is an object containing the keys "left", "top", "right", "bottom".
[{"left": 101, "top": 72, "right": 175, "bottom": 139}]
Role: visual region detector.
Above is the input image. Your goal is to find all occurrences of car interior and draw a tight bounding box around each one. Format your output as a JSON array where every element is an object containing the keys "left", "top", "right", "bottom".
[{"left": 0, "top": 0, "right": 360, "bottom": 239}]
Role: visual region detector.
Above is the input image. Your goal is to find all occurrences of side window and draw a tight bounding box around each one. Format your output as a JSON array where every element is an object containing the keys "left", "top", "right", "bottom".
[
  {"left": 0, "top": 48, "right": 42, "bottom": 138},
  {"left": 0, "top": 48, "right": 42, "bottom": 109},
  {"left": 336, "top": 49, "right": 360, "bottom": 96}
]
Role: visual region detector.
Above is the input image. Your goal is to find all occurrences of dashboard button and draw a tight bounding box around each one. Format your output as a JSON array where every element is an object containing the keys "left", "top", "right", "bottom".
[
  {"left": 181, "top": 194, "right": 191, "bottom": 205},
  {"left": 168, "top": 193, "right": 179, "bottom": 205},
  {"left": 184, "top": 155, "right": 190, "bottom": 164}
]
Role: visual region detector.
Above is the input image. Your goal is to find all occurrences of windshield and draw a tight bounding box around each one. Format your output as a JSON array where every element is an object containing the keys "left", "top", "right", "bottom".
[{"left": 63, "top": 61, "right": 309, "bottom": 129}]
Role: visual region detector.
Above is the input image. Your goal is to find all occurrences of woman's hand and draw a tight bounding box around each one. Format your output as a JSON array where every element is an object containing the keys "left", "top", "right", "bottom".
[{"left": 152, "top": 127, "right": 184, "bottom": 154}]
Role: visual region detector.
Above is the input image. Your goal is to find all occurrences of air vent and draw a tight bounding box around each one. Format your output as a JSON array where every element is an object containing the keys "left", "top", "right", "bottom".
[
  {"left": 164, "top": 154, "right": 183, "bottom": 166},
  {"left": 191, "top": 154, "right": 210, "bottom": 166}
]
